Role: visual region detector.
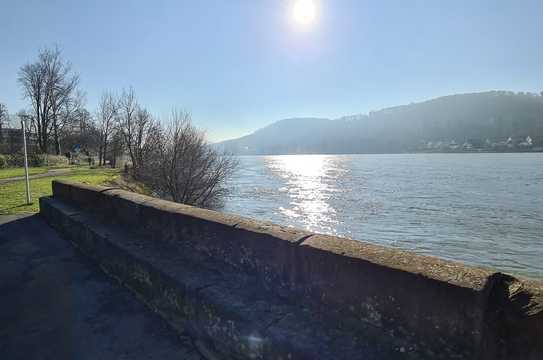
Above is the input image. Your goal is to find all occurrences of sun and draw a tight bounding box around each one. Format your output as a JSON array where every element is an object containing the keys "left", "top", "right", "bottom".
[{"left": 292, "top": 0, "right": 316, "bottom": 25}]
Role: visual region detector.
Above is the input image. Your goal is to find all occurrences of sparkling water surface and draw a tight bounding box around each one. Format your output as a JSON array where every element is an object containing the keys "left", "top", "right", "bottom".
[{"left": 223, "top": 153, "right": 543, "bottom": 279}]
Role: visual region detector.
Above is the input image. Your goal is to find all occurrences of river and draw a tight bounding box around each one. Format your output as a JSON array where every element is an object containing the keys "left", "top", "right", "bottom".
[{"left": 223, "top": 153, "right": 543, "bottom": 279}]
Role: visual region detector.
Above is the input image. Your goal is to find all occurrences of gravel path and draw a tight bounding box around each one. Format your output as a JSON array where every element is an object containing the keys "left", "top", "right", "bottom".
[{"left": 0, "top": 168, "right": 72, "bottom": 184}]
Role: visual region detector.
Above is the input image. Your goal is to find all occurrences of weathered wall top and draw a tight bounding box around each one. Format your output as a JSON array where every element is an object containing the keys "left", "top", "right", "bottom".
[{"left": 42, "top": 180, "right": 543, "bottom": 359}]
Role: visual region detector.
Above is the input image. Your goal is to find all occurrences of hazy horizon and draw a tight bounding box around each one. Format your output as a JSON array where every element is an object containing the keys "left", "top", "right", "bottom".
[{"left": 1, "top": 0, "right": 542, "bottom": 141}]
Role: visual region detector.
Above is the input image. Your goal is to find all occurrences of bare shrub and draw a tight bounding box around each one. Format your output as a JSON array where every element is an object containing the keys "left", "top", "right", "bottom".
[{"left": 146, "top": 110, "right": 237, "bottom": 208}]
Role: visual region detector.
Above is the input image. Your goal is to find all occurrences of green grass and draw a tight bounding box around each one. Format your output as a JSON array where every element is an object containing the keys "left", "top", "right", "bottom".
[
  {"left": 0, "top": 167, "right": 120, "bottom": 215},
  {"left": 0, "top": 167, "right": 50, "bottom": 180}
]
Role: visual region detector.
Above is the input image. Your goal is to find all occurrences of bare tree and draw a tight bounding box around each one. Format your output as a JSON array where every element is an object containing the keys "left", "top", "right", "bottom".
[
  {"left": 149, "top": 110, "right": 237, "bottom": 208},
  {"left": 118, "top": 88, "right": 161, "bottom": 177},
  {"left": 96, "top": 92, "right": 118, "bottom": 166},
  {"left": 118, "top": 88, "right": 138, "bottom": 168},
  {"left": 47, "top": 51, "right": 80, "bottom": 155},
  {"left": 18, "top": 59, "right": 47, "bottom": 152},
  {"left": 56, "top": 90, "right": 87, "bottom": 153},
  {"left": 108, "top": 126, "right": 124, "bottom": 168},
  {"left": 0, "top": 103, "right": 7, "bottom": 137},
  {"left": 18, "top": 46, "right": 80, "bottom": 154},
  {"left": 60, "top": 107, "right": 99, "bottom": 156}
]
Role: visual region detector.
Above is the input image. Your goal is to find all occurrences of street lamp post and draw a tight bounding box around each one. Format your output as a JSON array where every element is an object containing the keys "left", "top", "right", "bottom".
[{"left": 20, "top": 116, "right": 32, "bottom": 204}]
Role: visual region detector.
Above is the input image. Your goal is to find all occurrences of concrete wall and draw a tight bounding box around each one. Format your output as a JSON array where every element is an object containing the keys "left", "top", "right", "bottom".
[{"left": 41, "top": 180, "right": 543, "bottom": 359}]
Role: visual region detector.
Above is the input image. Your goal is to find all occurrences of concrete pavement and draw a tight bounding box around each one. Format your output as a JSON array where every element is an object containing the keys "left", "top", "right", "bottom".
[{"left": 0, "top": 214, "right": 202, "bottom": 360}]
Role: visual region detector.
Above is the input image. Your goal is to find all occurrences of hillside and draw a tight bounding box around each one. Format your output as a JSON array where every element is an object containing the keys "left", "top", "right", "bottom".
[{"left": 216, "top": 91, "right": 543, "bottom": 155}]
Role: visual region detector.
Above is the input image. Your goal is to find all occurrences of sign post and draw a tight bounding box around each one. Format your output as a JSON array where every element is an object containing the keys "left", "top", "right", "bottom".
[{"left": 21, "top": 118, "right": 31, "bottom": 204}]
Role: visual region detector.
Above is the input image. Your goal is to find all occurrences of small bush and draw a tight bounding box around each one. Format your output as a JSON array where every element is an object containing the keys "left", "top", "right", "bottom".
[
  {"left": 0, "top": 154, "right": 6, "bottom": 168},
  {"left": 28, "top": 153, "right": 47, "bottom": 167},
  {"left": 6, "top": 153, "right": 24, "bottom": 167},
  {"left": 46, "top": 155, "right": 69, "bottom": 167}
]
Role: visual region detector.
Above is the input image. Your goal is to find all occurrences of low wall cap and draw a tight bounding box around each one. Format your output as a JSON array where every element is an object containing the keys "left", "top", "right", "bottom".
[{"left": 302, "top": 234, "right": 496, "bottom": 290}]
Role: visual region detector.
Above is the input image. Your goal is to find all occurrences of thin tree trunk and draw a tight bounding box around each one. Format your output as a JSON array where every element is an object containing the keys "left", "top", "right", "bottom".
[
  {"left": 98, "top": 145, "right": 103, "bottom": 166},
  {"left": 53, "top": 116, "right": 61, "bottom": 155},
  {"left": 103, "top": 141, "right": 108, "bottom": 166},
  {"left": 41, "top": 127, "right": 48, "bottom": 154}
]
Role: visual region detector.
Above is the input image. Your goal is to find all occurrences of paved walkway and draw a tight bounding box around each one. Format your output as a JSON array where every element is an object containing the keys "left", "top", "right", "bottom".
[
  {"left": 0, "top": 168, "right": 72, "bottom": 185},
  {"left": 0, "top": 214, "right": 202, "bottom": 360}
]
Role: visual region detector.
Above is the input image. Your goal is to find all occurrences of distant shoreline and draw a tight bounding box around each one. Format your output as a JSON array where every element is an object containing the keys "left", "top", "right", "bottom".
[{"left": 232, "top": 150, "right": 543, "bottom": 156}]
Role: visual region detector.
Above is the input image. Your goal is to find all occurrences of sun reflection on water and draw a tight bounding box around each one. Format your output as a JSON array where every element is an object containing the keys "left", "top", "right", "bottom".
[{"left": 264, "top": 155, "right": 348, "bottom": 233}]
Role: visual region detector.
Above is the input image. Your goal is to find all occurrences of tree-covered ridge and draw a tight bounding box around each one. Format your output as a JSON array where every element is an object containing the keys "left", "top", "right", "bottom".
[{"left": 217, "top": 91, "right": 543, "bottom": 155}]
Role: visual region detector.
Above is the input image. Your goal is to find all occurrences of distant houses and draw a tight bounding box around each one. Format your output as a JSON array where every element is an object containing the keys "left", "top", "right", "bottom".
[
  {"left": 518, "top": 136, "right": 533, "bottom": 148},
  {"left": 419, "top": 136, "right": 538, "bottom": 152}
]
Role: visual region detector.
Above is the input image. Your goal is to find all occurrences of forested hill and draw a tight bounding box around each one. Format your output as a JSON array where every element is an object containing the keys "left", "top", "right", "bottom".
[{"left": 216, "top": 91, "right": 543, "bottom": 155}]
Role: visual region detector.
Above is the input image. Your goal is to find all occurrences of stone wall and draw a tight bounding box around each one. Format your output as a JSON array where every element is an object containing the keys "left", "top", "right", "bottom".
[{"left": 40, "top": 180, "right": 543, "bottom": 359}]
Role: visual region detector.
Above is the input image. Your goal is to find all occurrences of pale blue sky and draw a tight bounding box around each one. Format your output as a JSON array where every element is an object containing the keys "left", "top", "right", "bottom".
[{"left": 1, "top": 0, "right": 542, "bottom": 141}]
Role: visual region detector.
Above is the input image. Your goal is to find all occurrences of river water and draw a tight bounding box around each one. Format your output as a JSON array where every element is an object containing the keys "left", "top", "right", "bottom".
[{"left": 223, "top": 153, "right": 543, "bottom": 279}]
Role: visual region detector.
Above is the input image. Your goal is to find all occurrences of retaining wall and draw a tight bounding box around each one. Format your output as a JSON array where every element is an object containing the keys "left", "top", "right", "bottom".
[{"left": 40, "top": 180, "right": 543, "bottom": 359}]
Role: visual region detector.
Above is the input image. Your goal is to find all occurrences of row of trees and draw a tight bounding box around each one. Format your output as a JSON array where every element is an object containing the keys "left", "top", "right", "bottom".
[
  {"left": 9, "top": 46, "right": 236, "bottom": 208},
  {"left": 94, "top": 89, "right": 237, "bottom": 207}
]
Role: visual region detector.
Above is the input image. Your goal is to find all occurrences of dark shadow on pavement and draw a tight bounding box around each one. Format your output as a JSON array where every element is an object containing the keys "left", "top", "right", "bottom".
[{"left": 0, "top": 214, "right": 201, "bottom": 360}]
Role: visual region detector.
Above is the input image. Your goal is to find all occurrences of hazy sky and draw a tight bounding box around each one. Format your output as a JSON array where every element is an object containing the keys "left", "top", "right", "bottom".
[{"left": 1, "top": 0, "right": 542, "bottom": 141}]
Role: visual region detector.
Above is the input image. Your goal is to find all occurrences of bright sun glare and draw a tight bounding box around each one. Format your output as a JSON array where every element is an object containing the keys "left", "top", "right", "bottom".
[{"left": 292, "top": 0, "right": 316, "bottom": 25}]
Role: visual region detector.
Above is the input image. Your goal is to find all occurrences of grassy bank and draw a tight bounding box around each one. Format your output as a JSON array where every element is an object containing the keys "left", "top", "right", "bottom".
[{"left": 0, "top": 167, "right": 120, "bottom": 215}]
